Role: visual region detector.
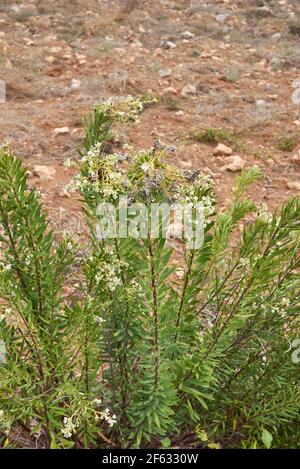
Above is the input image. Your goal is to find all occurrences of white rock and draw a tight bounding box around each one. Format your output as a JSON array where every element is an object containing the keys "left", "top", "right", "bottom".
[
  {"left": 45, "top": 55, "right": 56, "bottom": 64},
  {"left": 181, "top": 30, "right": 195, "bottom": 39},
  {"left": 53, "top": 127, "right": 70, "bottom": 136},
  {"left": 131, "top": 40, "right": 143, "bottom": 48},
  {"left": 290, "top": 150, "right": 300, "bottom": 163},
  {"left": 70, "top": 78, "right": 81, "bottom": 91},
  {"left": 256, "top": 99, "right": 268, "bottom": 107},
  {"left": 162, "top": 40, "right": 177, "bottom": 49},
  {"left": 33, "top": 165, "right": 57, "bottom": 181},
  {"left": 213, "top": 143, "right": 233, "bottom": 156},
  {"left": 0, "top": 79, "right": 6, "bottom": 104},
  {"left": 57, "top": 187, "right": 70, "bottom": 198},
  {"left": 162, "top": 86, "right": 178, "bottom": 95},
  {"left": 215, "top": 13, "right": 229, "bottom": 23},
  {"left": 292, "top": 88, "right": 300, "bottom": 105},
  {"left": 221, "top": 155, "right": 245, "bottom": 172},
  {"left": 271, "top": 32, "right": 281, "bottom": 42},
  {"left": 181, "top": 84, "right": 197, "bottom": 98},
  {"left": 159, "top": 68, "right": 172, "bottom": 78},
  {"left": 287, "top": 181, "right": 300, "bottom": 191},
  {"left": 291, "top": 78, "right": 300, "bottom": 89}
]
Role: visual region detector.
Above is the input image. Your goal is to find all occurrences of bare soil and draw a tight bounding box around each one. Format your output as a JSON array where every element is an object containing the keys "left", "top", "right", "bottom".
[{"left": 0, "top": 0, "right": 299, "bottom": 231}]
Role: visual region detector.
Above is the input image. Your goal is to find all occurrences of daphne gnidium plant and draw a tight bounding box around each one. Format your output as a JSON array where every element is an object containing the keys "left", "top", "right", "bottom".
[{"left": 0, "top": 96, "right": 299, "bottom": 449}]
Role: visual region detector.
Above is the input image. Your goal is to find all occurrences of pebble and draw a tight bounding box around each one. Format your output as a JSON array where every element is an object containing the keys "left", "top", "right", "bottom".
[
  {"left": 292, "top": 88, "right": 300, "bottom": 105},
  {"left": 33, "top": 165, "right": 57, "bottom": 181},
  {"left": 159, "top": 68, "right": 172, "bottom": 78},
  {"left": 287, "top": 181, "right": 300, "bottom": 191},
  {"left": 53, "top": 127, "right": 70, "bottom": 136},
  {"left": 181, "top": 84, "right": 197, "bottom": 98},
  {"left": 162, "top": 86, "right": 178, "bottom": 95},
  {"left": 213, "top": 143, "right": 233, "bottom": 156},
  {"left": 271, "top": 33, "right": 282, "bottom": 42},
  {"left": 221, "top": 155, "right": 245, "bottom": 172},
  {"left": 70, "top": 79, "right": 81, "bottom": 91},
  {"left": 215, "top": 13, "right": 229, "bottom": 23},
  {"left": 161, "top": 40, "right": 177, "bottom": 49},
  {"left": 0, "top": 79, "right": 6, "bottom": 104},
  {"left": 181, "top": 31, "right": 195, "bottom": 39},
  {"left": 57, "top": 187, "right": 70, "bottom": 198},
  {"left": 291, "top": 78, "right": 300, "bottom": 89}
]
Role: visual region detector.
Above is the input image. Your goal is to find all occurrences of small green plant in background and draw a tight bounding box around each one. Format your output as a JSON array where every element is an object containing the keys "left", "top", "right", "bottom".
[
  {"left": 0, "top": 97, "right": 299, "bottom": 449},
  {"left": 191, "top": 127, "right": 238, "bottom": 146},
  {"left": 161, "top": 95, "right": 181, "bottom": 111},
  {"left": 222, "top": 66, "right": 242, "bottom": 84},
  {"left": 277, "top": 135, "right": 297, "bottom": 152}
]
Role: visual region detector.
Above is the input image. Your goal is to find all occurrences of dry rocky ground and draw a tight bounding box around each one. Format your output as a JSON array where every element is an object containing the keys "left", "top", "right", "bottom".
[{"left": 0, "top": 0, "right": 299, "bottom": 234}]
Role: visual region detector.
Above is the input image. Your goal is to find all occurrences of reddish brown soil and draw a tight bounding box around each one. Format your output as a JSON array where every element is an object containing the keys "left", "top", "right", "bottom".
[{"left": 0, "top": 0, "right": 299, "bottom": 232}]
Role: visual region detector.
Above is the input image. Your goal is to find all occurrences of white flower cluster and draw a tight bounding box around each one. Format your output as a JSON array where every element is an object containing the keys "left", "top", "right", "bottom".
[
  {"left": 95, "top": 261, "right": 122, "bottom": 292},
  {"left": 98, "top": 408, "right": 117, "bottom": 427},
  {"left": 66, "top": 143, "right": 127, "bottom": 201},
  {"left": 239, "top": 257, "right": 250, "bottom": 268},
  {"left": 93, "top": 399, "right": 117, "bottom": 427},
  {"left": 178, "top": 183, "right": 215, "bottom": 229},
  {"left": 126, "top": 278, "right": 144, "bottom": 299},
  {"left": 61, "top": 416, "right": 79, "bottom": 439},
  {"left": 140, "top": 162, "right": 153, "bottom": 173},
  {"left": 0, "top": 261, "right": 12, "bottom": 272},
  {"left": 0, "top": 409, "right": 10, "bottom": 433},
  {"left": 257, "top": 203, "right": 272, "bottom": 223},
  {"left": 253, "top": 296, "right": 291, "bottom": 318},
  {"left": 99, "top": 95, "right": 153, "bottom": 124}
]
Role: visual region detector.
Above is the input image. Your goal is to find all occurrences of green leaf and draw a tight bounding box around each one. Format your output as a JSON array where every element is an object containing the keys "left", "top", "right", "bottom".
[
  {"left": 261, "top": 428, "right": 273, "bottom": 449},
  {"left": 161, "top": 437, "right": 171, "bottom": 448}
]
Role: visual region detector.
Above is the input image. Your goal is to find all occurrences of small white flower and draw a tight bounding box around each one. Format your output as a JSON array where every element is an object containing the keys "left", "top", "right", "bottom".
[
  {"left": 93, "top": 398, "right": 102, "bottom": 407},
  {"left": 64, "top": 158, "right": 74, "bottom": 168},
  {"left": 95, "top": 316, "right": 105, "bottom": 325},
  {"left": 140, "top": 162, "right": 152, "bottom": 173}
]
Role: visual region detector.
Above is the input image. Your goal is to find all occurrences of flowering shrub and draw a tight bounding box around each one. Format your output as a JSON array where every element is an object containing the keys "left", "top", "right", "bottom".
[{"left": 0, "top": 97, "right": 299, "bottom": 449}]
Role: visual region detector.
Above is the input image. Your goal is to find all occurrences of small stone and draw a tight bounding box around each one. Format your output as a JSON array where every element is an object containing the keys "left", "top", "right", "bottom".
[
  {"left": 70, "top": 78, "right": 81, "bottom": 91},
  {"left": 0, "top": 79, "right": 6, "bottom": 104},
  {"left": 255, "top": 6, "right": 273, "bottom": 17},
  {"left": 287, "top": 181, "right": 300, "bottom": 191},
  {"left": 131, "top": 40, "right": 143, "bottom": 48},
  {"left": 53, "top": 127, "right": 70, "bottom": 136},
  {"left": 33, "top": 165, "right": 57, "bottom": 181},
  {"left": 290, "top": 150, "right": 300, "bottom": 164},
  {"left": 256, "top": 99, "right": 268, "bottom": 107},
  {"left": 181, "top": 30, "right": 195, "bottom": 39},
  {"left": 57, "top": 187, "right": 70, "bottom": 198},
  {"left": 213, "top": 143, "right": 233, "bottom": 156},
  {"left": 181, "top": 84, "right": 197, "bottom": 98},
  {"left": 215, "top": 13, "right": 229, "bottom": 23},
  {"left": 161, "top": 40, "right": 177, "bottom": 49},
  {"left": 162, "top": 86, "right": 178, "bottom": 95},
  {"left": 5, "top": 59, "right": 13, "bottom": 70},
  {"left": 159, "top": 68, "right": 172, "bottom": 78},
  {"left": 0, "top": 32, "right": 5, "bottom": 38},
  {"left": 45, "top": 56, "right": 56, "bottom": 64},
  {"left": 291, "top": 78, "right": 300, "bottom": 89},
  {"left": 271, "top": 32, "right": 281, "bottom": 42},
  {"left": 292, "top": 88, "right": 300, "bottom": 105},
  {"left": 221, "top": 155, "right": 245, "bottom": 172}
]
